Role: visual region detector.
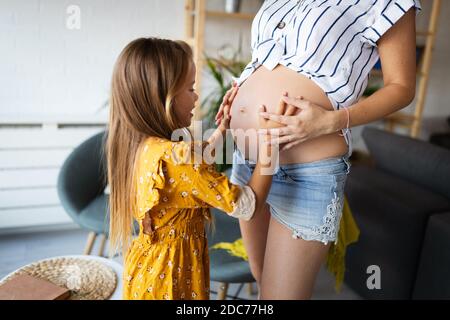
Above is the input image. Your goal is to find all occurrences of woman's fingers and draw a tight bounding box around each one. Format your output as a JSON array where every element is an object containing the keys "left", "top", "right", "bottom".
[
  {"left": 285, "top": 104, "right": 297, "bottom": 116},
  {"left": 258, "top": 126, "right": 291, "bottom": 136},
  {"left": 267, "top": 134, "right": 298, "bottom": 145},
  {"left": 281, "top": 95, "right": 307, "bottom": 109},
  {"left": 275, "top": 91, "right": 288, "bottom": 115},
  {"left": 281, "top": 140, "right": 301, "bottom": 151},
  {"left": 259, "top": 112, "right": 299, "bottom": 126}
]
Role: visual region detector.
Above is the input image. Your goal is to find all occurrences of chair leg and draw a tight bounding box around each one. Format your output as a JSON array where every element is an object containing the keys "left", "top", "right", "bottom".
[
  {"left": 98, "top": 234, "right": 107, "bottom": 257},
  {"left": 84, "top": 232, "right": 97, "bottom": 255},
  {"left": 217, "top": 282, "right": 229, "bottom": 300},
  {"left": 247, "top": 282, "right": 255, "bottom": 296}
]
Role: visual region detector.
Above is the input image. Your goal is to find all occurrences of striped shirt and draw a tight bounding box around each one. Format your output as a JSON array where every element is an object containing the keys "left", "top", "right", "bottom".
[{"left": 235, "top": 0, "right": 421, "bottom": 156}]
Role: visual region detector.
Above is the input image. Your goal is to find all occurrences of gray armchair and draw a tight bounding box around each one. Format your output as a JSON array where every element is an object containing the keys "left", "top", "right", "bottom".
[
  {"left": 57, "top": 131, "right": 109, "bottom": 255},
  {"left": 344, "top": 127, "right": 450, "bottom": 299}
]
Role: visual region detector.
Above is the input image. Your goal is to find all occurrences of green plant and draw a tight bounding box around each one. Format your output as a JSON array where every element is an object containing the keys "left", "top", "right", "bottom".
[
  {"left": 201, "top": 47, "right": 247, "bottom": 172},
  {"left": 201, "top": 57, "right": 247, "bottom": 125}
]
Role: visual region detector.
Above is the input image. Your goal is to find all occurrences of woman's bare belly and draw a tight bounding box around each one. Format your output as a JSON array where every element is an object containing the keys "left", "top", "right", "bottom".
[{"left": 230, "top": 64, "right": 348, "bottom": 164}]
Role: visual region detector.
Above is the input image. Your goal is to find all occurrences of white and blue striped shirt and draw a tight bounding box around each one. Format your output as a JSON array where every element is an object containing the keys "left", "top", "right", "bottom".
[{"left": 236, "top": 0, "right": 421, "bottom": 156}]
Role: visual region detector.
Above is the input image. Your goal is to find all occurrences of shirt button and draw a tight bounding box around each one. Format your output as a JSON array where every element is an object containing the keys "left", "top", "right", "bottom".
[{"left": 277, "top": 21, "right": 286, "bottom": 29}]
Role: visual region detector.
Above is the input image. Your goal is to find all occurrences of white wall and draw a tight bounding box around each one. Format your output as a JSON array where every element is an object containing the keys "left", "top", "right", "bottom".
[
  {"left": 0, "top": 0, "right": 185, "bottom": 117},
  {"left": 0, "top": 0, "right": 188, "bottom": 231},
  {"left": 1, "top": 0, "right": 448, "bottom": 124},
  {"left": 0, "top": 0, "right": 449, "bottom": 230},
  {"left": 416, "top": 0, "right": 450, "bottom": 139}
]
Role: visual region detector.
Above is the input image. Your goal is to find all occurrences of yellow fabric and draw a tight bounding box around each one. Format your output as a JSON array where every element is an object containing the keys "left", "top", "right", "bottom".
[
  {"left": 211, "top": 196, "right": 360, "bottom": 292},
  {"left": 211, "top": 238, "right": 249, "bottom": 260},
  {"left": 123, "top": 137, "right": 243, "bottom": 300},
  {"left": 327, "top": 196, "right": 360, "bottom": 292}
]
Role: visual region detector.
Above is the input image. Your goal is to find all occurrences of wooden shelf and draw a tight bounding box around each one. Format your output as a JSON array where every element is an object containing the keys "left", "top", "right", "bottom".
[
  {"left": 205, "top": 10, "right": 255, "bottom": 20},
  {"left": 417, "top": 31, "right": 435, "bottom": 37},
  {"left": 385, "top": 112, "right": 417, "bottom": 125},
  {"left": 185, "top": 0, "right": 442, "bottom": 137},
  {"left": 369, "top": 69, "right": 427, "bottom": 77},
  {"left": 390, "top": 0, "right": 441, "bottom": 138}
]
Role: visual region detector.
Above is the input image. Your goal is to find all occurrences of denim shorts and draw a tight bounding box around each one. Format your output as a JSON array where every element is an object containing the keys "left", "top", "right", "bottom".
[{"left": 230, "top": 149, "right": 351, "bottom": 245}]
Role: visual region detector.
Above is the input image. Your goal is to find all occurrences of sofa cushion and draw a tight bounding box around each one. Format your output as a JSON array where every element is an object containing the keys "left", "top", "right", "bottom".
[
  {"left": 413, "top": 212, "right": 450, "bottom": 299},
  {"left": 362, "top": 127, "right": 450, "bottom": 200},
  {"left": 344, "top": 165, "right": 450, "bottom": 299}
]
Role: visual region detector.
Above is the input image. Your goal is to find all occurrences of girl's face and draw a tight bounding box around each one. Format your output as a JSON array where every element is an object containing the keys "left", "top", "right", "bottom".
[{"left": 174, "top": 61, "right": 198, "bottom": 128}]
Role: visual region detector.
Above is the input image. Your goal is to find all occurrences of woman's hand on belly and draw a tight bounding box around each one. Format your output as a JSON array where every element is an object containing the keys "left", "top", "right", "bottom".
[
  {"left": 232, "top": 94, "right": 298, "bottom": 161},
  {"left": 259, "top": 95, "right": 346, "bottom": 151},
  {"left": 259, "top": 92, "right": 297, "bottom": 129}
]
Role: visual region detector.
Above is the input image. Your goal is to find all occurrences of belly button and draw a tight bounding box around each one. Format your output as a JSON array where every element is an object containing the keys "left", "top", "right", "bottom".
[{"left": 239, "top": 107, "right": 246, "bottom": 113}]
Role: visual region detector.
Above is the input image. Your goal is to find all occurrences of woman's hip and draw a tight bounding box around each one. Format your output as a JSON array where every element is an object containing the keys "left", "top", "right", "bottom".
[{"left": 230, "top": 148, "right": 351, "bottom": 243}]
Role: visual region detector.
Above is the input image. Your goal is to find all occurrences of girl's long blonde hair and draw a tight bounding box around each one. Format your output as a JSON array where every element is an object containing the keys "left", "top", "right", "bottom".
[{"left": 106, "top": 37, "right": 193, "bottom": 257}]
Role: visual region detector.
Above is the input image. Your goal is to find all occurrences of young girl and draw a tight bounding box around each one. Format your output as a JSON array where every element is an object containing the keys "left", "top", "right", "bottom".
[{"left": 106, "top": 37, "right": 278, "bottom": 300}]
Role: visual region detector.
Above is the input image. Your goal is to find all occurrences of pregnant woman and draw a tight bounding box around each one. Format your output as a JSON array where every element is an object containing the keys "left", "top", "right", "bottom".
[{"left": 215, "top": 0, "right": 421, "bottom": 299}]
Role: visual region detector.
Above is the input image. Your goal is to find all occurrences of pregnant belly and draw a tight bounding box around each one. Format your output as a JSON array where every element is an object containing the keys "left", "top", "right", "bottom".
[{"left": 230, "top": 64, "right": 348, "bottom": 164}]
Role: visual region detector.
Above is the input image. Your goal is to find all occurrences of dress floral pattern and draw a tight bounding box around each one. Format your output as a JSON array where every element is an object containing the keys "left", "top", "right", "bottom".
[{"left": 123, "top": 137, "right": 242, "bottom": 300}]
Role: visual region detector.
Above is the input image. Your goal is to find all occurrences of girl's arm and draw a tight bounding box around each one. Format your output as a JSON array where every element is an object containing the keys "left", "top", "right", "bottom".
[
  {"left": 245, "top": 132, "right": 276, "bottom": 216},
  {"left": 207, "top": 85, "right": 239, "bottom": 151}
]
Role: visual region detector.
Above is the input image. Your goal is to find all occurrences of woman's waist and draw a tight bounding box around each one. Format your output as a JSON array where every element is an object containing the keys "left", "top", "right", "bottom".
[
  {"left": 232, "top": 132, "right": 348, "bottom": 164},
  {"left": 231, "top": 64, "right": 333, "bottom": 119},
  {"left": 230, "top": 65, "right": 347, "bottom": 163}
]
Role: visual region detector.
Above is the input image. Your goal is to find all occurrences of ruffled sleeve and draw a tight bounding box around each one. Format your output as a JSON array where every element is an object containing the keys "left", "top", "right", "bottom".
[
  {"left": 189, "top": 164, "right": 256, "bottom": 220},
  {"left": 362, "top": 0, "right": 421, "bottom": 46},
  {"left": 166, "top": 141, "right": 256, "bottom": 220},
  {"left": 135, "top": 139, "right": 169, "bottom": 220},
  {"left": 136, "top": 138, "right": 257, "bottom": 221}
]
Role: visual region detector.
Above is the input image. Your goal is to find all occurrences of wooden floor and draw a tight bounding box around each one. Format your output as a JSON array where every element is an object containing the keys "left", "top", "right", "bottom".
[{"left": 0, "top": 227, "right": 361, "bottom": 300}]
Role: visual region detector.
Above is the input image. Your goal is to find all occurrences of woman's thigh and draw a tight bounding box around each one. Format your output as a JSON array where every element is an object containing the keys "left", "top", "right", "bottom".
[
  {"left": 260, "top": 216, "right": 330, "bottom": 300},
  {"left": 258, "top": 154, "right": 350, "bottom": 299},
  {"left": 230, "top": 148, "right": 351, "bottom": 289}
]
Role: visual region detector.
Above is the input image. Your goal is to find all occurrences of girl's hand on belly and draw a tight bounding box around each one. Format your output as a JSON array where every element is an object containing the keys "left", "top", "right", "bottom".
[
  {"left": 259, "top": 95, "right": 344, "bottom": 151},
  {"left": 234, "top": 93, "right": 299, "bottom": 161},
  {"left": 215, "top": 82, "right": 238, "bottom": 127}
]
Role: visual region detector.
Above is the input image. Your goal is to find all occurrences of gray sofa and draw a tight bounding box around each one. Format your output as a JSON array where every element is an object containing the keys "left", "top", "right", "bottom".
[{"left": 344, "top": 127, "right": 450, "bottom": 299}]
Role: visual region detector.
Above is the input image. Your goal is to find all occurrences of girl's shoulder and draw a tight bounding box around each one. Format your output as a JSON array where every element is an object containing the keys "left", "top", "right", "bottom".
[
  {"left": 138, "top": 136, "right": 206, "bottom": 169},
  {"left": 134, "top": 137, "right": 209, "bottom": 219}
]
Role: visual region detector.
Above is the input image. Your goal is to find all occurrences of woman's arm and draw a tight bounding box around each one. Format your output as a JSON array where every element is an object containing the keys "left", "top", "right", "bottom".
[
  {"left": 332, "top": 8, "right": 417, "bottom": 131},
  {"left": 259, "top": 9, "right": 417, "bottom": 150}
]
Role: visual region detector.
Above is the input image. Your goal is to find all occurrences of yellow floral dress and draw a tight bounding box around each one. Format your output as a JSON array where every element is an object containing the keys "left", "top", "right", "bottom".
[{"left": 123, "top": 137, "right": 242, "bottom": 300}]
